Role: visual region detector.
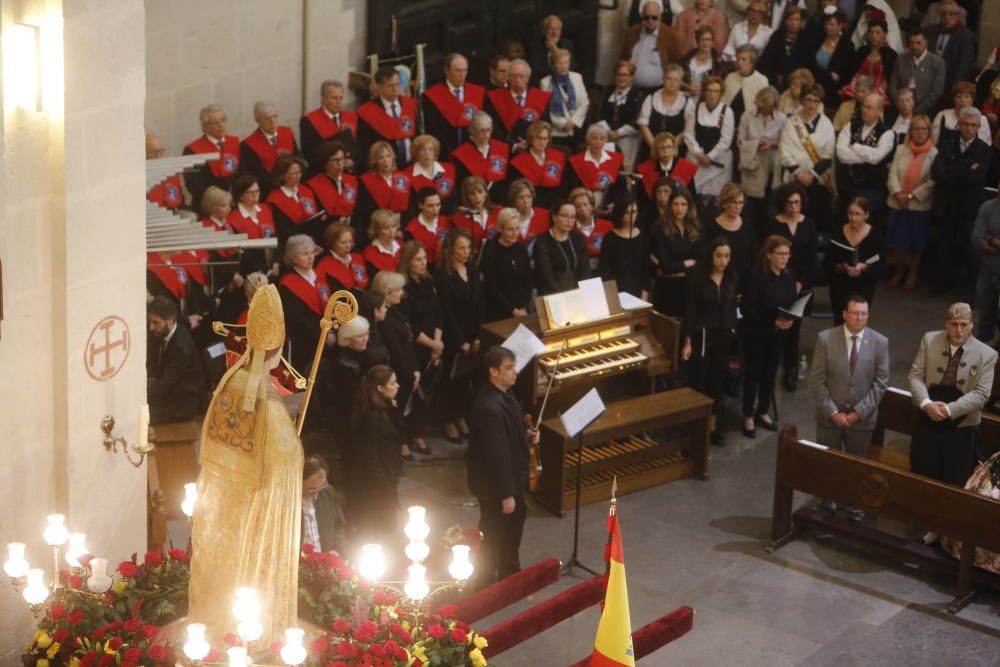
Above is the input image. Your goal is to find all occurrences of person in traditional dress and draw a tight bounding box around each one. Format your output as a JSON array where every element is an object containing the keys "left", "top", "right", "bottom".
[
  {"left": 778, "top": 82, "right": 835, "bottom": 233},
  {"left": 597, "top": 60, "right": 644, "bottom": 166},
  {"left": 539, "top": 49, "right": 588, "bottom": 150},
  {"left": 637, "top": 64, "right": 691, "bottom": 163},
  {"left": 683, "top": 75, "right": 734, "bottom": 218}
]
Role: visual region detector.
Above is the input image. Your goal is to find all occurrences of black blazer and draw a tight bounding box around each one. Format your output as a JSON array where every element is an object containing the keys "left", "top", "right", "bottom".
[
  {"left": 436, "top": 264, "right": 485, "bottom": 348},
  {"left": 479, "top": 239, "right": 534, "bottom": 321},
  {"left": 810, "top": 35, "right": 855, "bottom": 109},
  {"left": 348, "top": 406, "right": 402, "bottom": 519},
  {"left": 759, "top": 29, "right": 814, "bottom": 91},
  {"left": 146, "top": 324, "right": 207, "bottom": 424},
  {"left": 313, "top": 486, "right": 347, "bottom": 555},
  {"left": 533, "top": 231, "right": 592, "bottom": 296},
  {"left": 379, "top": 307, "right": 420, "bottom": 384},
  {"left": 466, "top": 383, "right": 530, "bottom": 501},
  {"left": 741, "top": 267, "right": 797, "bottom": 338},
  {"left": 930, "top": 135, "right": 992, "bottom": 219}
]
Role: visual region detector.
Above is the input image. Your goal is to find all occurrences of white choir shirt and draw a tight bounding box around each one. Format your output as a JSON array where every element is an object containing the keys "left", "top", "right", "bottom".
[
  {"left": 239, "top": 203, "right": 260, "bottom": 223},
  {"left": 723, "top": 21, "right": 773, "bottom": 62},
  {"left": 322, "top": 106, "right": 341, "bottom": 126},
  {"left": 631, "top": 27, "right": 664, "bottom": 89},
  {"left": 517, "top": 211, "right": 533, "bottom": 239},
  {"left": 417, "top": 215, "right": 439, "bottom": 234},
  {"left": 474, "top": 141, "right": 491, "bottom": 158},
  {"left": 281, "top": 185, "right": 300, "bottom": 201},
  {"left": 208, "top": 215, "right": 229, "bottom": 231},
  {"left": 413, "top": 161, "right": 444, "bottom": 180},
  {"left": 294, "top": 266, "right": 317, "bottom": 284},
  {"left": 835, "top": 122, "right": 895, "bottom": 165},
  {"left": 638, "top": 92, "right": 688, "bottom": 128},
  {"left": 584, "top": 149, "right": 612, "bottom": 167},
  {"left": 373, "top": 239, "right": 401, "bottom": 256}
]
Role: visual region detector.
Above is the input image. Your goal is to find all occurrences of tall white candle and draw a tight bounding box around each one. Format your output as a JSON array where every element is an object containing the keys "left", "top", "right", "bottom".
[{"left": 138, "top": 404, "right": 149, "bottom": 452}]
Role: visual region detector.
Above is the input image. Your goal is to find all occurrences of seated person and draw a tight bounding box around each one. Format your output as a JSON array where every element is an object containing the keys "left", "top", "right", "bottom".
[
  {"left": 301, "top": 455, "right": 347, "bottom": 554},
  {"left": 239, "top": 101, "right": 299, "bottom": 199},
  {"left": 146, "top": 297, "right": 207, "bottom": 425}
]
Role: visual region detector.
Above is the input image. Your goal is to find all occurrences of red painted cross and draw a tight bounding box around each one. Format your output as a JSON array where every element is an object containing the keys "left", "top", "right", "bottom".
[{"left": 85, "top": 316, "right": 131, "bottom": 381}]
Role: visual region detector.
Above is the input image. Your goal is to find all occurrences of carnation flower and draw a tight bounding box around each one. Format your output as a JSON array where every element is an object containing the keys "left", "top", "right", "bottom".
[
  {"left": 107, "top": 637, "right": 124, "bottom": 650},
  {"left": 148, "top": 644, "right": 167, "bottom": 660},
  {"left": 437, "top": 604, "right": 459, "bottom": 618},
  {"left": 309, "top": 636, "right": 328, "bottom": 653},
  {"left": 427, "top": 624, "right": 446, "bottom": 639},
  {"left": 123, "top": 647, "right": 143, "bottom": 662},
  {"left": 332, "top": 619, "right": 351, "bottom": 634},
  {"left": 451, "top": 628, "right": 467, "bottom": 643},
  {"left": 67, "top": 610, "right": 85, "bottom": 627},
  {"left": 168, "top": 548, "right": 188, "bottom": 561},
  {"left": 144, "top": 550, "right": 163, "bottom": 566},
  {"left": 50, "top": 605, "right": 67, "bottom": 620},
  {"left": 123, "top": 619, "right": 140, "bottom": 633},
  {"left": 118, "top": 561, "right": 138, "bottom": 578},
  {"left": 69, "top": 575, "right": 84, "bottom": 589}
]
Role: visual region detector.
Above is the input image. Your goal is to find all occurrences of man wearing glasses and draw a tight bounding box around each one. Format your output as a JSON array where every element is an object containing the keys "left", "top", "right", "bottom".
[
  {"left": 623, "top": 1, "right": 683, "bottom": 95},
  {"left": 183, "top": 104, "right": 241, "bottom": 213},
  {"left": 925, "top": 0, "right": 977, "bottom": 95}
]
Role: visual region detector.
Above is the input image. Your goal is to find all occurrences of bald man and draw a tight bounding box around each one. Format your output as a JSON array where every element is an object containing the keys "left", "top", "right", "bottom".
[
  {"left": 835, "top": 92, "right": 895, "bottom": 221},
  {"left": 421, "top": 54, "right": 486, "bottom": 159},
  {"left": 146, "top": 133, "right": 184, "bottom": 211}
]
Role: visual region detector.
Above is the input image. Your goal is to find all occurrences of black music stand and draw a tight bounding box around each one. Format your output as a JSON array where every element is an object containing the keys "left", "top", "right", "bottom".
[{"left": 559, "top": 390, "right": 607, "bottom": 578}]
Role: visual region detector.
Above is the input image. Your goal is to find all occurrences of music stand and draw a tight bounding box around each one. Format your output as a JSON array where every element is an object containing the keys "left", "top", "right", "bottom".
[{"left": 558, "top": 389, "right": 607, "bottom": 578}]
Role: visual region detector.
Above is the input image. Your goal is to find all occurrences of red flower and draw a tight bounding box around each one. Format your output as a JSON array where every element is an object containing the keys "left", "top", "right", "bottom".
[
  {"left": 50, "top": 605, "right": 67, "bottom": 620},
  {"left": 268, "top": 641, "right": 282, "bottom": 656},
  {"left": 148, "top": 644, "right": 167, "bottom": 661},
  {"left": 90, "top": 627, "right": 107, "bottom": 640},
  {"left": 121, "top": 662, "right": 137, "bottom": 667},
  {"left": 427, "top": 624, "right": 446, "bottom": 639},
  {"left": 108, "top": 621, "right": 123, "bottom": 631},
  {"left": 124, "top": 648, "right": 143, "bottom": 662},
  {"left": 332, "top": 619, "right": 351, "bottom": 634},
  {"left": 358, "top": 580, "right": 371, "bottom": 592},
  {"left": 310, "top": 636, "right": 329, "bottom": 653},
  {"left": 353, "top": 627, "right": 374, "bottom": 643},
  {"left": 205, "top": 651, "right": 221, "bottom": 662},
  {"left": 390, "top": 623, "right": 410, "bottom": 643},
  {"left": 107, "top": 637, "right": 124, "bottom": 650},
  {"left": 69, "top": 574, "right": 84, "bottom": 589},
  {"left": 142, "top": 625, "right": 158, "bottom": 639},
  {"left": 67, "top": 609, "right": 86, "bottom": 626},
  {"left": 123, "top": 619, "right": 140, "bottom": 633},
  {"left": 369, "top": 643, "right": 387, "bottom": 657},
  {"left": 355, "top": 655, "right": 373, "bottom": 667},
  {"left": 437, "top": 604, "right": 459, "bottom": 618},
  {"left": 362, "top": 620, "right": 378, "bottom": 634},
  {"left": 330, "top": 662, "right": 348, "bottom": 667},
  {"left": 335, "top": 566, "right": 353, "bottom": 581},
  {"left": 118, "top": 561, "right": 138, "bottom": 578},
  {"left": 98, "top": 655, "right": 115, "bottom": 667},
  {"left": 302, "top": 543, "right": 315, "bottom": 554},
  {"left": 223, "top": 632, "right": 238, "bottom": 646},
  {"left": 451, "top": 628, "right": 467, "bottom": 643},
  {"left": 144, "top": 550, "right": 163, "bottom": 566},
  {"left": 53, "top": 629, "right": 70, "bottom": 642},
  {"left": 336, "top": 641, "right": 359, "bottom": 658},
  {"left": 168, "top": 548, "right": 188, "bottom": 561}
]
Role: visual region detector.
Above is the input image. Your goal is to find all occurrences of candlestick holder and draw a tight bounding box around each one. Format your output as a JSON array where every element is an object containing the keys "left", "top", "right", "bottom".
[{"left": 101, "top": 415, "right": 153, "bottom": 468}]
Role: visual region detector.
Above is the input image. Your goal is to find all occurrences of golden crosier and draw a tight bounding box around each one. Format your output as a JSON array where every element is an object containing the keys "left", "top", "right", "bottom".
[{"left": 295, "top": 290, "right": 358, "bottom": 435}]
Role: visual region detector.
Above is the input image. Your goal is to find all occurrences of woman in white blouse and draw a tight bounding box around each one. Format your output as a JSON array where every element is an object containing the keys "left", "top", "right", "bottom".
[
  {"left": 637, "top": 64, "right": 690, "bottom": 163},
  {"left": 723, "top": 1, "right": 772, "bottom": 63},
  {"left": 931, "top": 81, "right": 993, "bottom": 146},
  {"left": 683, "top": 75, "right": 734, "bottom": 212},
  {"left": 540, "top": 48, "right": 588, "bottom": 150},
  {"left": 777, "top": 82, "right": 836, "bottom": 231},
  {"left": 737, "top": 86, "right": 785, "bottom": 231}
]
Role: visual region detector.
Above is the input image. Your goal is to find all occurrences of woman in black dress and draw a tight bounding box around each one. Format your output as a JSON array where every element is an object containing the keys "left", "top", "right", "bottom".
[
  {"left": 599, "top": 199, "right": 651, "bottom": 300},
  {"left": 650, "top": 189, "right": 702, "bottom": 318},
  {"left": 702, "top": 183, "right": 757, "bottom": 288},
  {"left": 436, "top": 228, "right": 484, "bottom": 441},
  {"left": 758, "top": 5, "right": 812, "bottom": 91},
  {"left": 349, "top": 365, "right": 404, "bottom": 545},
  {"left": 823, "top": 196, "right": 886, "bottom": 325},
  {"left": 682, "top": 237, "right": 739, "bottom": 446},
  {"left": 399, "top": 240, "right": 443, "bottom": 455},
  {"left": 764, "top": 182, "right": 818, "bottom": 392},
  {"left": 479, "top": 209, "right": 534, "bottom": 321},
  {"left": 534, "top": 200, "right": 592, "bottom": 296},
  {"left": 741, "top": 235, "right": 797, "bottom": 438}
]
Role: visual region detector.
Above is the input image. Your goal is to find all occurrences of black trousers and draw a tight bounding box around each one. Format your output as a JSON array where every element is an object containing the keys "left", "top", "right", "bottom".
[
  {"left": 474, "top": 494, "right": 527, "bottom": 589},
  {"left": 910, "top": 424, "right": 978, "bottom": 487},
  {"left": 743, "top": 329, "right": 783, "bottom": 418},
  {"left": 781, "top": 318, "right": 802, "bottom": 374},
  {"left": 689, "top": 328, "right": 734, "bottom": 416}
]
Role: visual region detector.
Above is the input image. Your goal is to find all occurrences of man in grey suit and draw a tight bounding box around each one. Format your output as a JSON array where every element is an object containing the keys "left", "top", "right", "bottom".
[
  {"left": 888, "top": 29, "right": 946, "bottom": 115},
  {"left": 908, "top": 302, "right": 998, "bottom": 487},
  {"left": 925, "top": 0, "right": 977, "bottom": 96},
  {"left": 809, "top": 295, "right": 890, "bottom": 458}
]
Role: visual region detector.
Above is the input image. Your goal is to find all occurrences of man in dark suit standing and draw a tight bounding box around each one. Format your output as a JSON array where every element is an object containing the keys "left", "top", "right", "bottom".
[
  {"left": 925, "top": 0, "right": 977, "bottom": 97},
  {"left": 421, "top": 54, "right": 486, "bottom": 160},
  {"left": 466, "top": 345, "right": 539, "bottom": 588},
  {"left": 888, "top": 29, "right": 946, "bottom": 115},
  {"left": 299, "top": 80, "right": 359, "bottom": 177},
  {"left": 929, "top": 106, "right": 992, "bottom": 294},
  {"left": 146, "top": 297, "right": 207, "bottom": 425}
]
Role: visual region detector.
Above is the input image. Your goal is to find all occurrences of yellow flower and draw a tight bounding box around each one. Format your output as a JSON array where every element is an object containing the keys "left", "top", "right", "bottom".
[
  {"left": 112, "top": 581, "right": 127, "bottom": 594},
  {"left": 105, "top": 645, "right": 118, "bottom": 656},
  {"left": 46, "top": 643, "right": 61, "bottom": 659},
  {"left": 411, "top": 645, "right": 426, "bottom": 661},
  {"left": 469, "top": 648, "right": 487, "bottom": 667},
  {"left": 35, "top": 631, "right": 52, "bottom": 649},
  {"left": 69, "top": 658, "right": 81, "bottom": 667},
  {"left": 37, "top": 660, "right": 50, "bottom": 667},
  {"left": 473, "top": 635, "right": 488, "bottom": 649}
]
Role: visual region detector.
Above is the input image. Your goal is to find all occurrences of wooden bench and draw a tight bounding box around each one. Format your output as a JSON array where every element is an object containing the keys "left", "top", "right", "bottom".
[
  {"left": 769, "top": 424, "right": 1000, "bottom": 613},
  {"left": 147, "top": 420, "right": 201, "bottom": 551}
]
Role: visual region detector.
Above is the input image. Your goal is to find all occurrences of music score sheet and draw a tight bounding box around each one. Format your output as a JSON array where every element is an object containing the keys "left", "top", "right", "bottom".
[
  {"left": 503, "top": 323, "right": 547, "bottom": 373},
  {"left": 560, "top": 387, "right": 606, "bottom": 439}
]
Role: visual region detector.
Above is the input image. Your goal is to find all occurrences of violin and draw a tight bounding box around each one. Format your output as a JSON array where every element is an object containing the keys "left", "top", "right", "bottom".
[{"left": 525, "top": 414, "right": 541, "bottom": 492}]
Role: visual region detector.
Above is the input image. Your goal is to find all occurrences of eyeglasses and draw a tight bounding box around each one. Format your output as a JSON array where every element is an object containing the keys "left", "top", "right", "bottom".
[{"left": 641, "top": 15, "right": 659, "bottom": 21}]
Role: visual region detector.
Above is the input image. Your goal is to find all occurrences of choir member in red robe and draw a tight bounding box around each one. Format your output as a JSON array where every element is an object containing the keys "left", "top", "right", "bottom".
[
  {"left": 403, "top": 135, "right": 458, "bottom": 216},
  {"left": 635, "top": 131, "right": 698, "bottom": 211},
  {"left": 306, "top": 140, "right": 358, "bottom": 223},
  {"left": 146, "top": 133, "right": 185, "bottom": 210},
  {"left": 183, "top": 105, "right": 241, "bottom": 213},
  {"left": 265, "top": 154, "right": 323, "bottom": 244},
  {"left": 451, "top": 112, "right": 511, "bottom": 200},
  {"left": 315, "top": 222, "right": 370, "bottom": 292},
  {"left": 362, "top": 209, "right": 402, "bottom": 277},
  {"left": 146, "top": 251, "right": 213, "bottom": 335},
  {"left": 227, "top": 174, "right": 279, "bottom": 277},
  {"left": 452, "top": 176, "right": 502, "bottom": 258},
  {"left": 357, "top": 66, "right": 418, "bottom": 166},
  {"left": 277, "top": 234, "right": 330, "bottom": 372},
  {"left": 355, "top": 141, "right": 413, "bottom": 249},
  {"left": 570, "top": 187, "right": 614, "bottom": 264},
  {"left": 484, "top": 59, "right": 552, "bottom": 146},
  {"left": 240, "top": 101, "right": 300, "bottom": 198},
  {"left": 300, "top": 80, "right": 359, "bottom": 176},
  {"left": 404, "top": 187, "right": 453, "bottom": 264},
  {"left": 508, "top": 120, "right": 568, "bottom": 209},
  {"left": 421, "top": 53, "right": 486, "bottom": 159},
  {"left": 507, "top": 179, "right": 550, "bottom": 246},
  {"left": 565, "top": 124, "right": 625, "bottom": 213}
]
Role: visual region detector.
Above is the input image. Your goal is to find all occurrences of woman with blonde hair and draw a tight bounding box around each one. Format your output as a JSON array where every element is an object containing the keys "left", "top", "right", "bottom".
[
  {"left": 362, "top": 209, "right": 401, "bottom": 275},
  {"left": 540, "top": 49, "right": 588, "bottom": 149},
  {"left": 506, "top": 178, "right": 551, "bottom": 245},
  {"left": 404, "top": 134, "right": 458, "bottom": 214},
  {"left": 508, "top": 120, "right": 567, "bottom": 208},
  {"left": 635, "top": 131, "right": 698, "bottom": 209},
  {"left": 355, "top": 141, "right": 413, "bottom": 245},
  {"left": 637, "top": 65, "right": 690, "bottom": 163},
  {"left": 886, "top": 115, "right": 937, "bottom": 291},
  {"left": 451, "top": 176, "right": 501, "bottom": 257},
  {"left": 315, "top": 222, "right": 369, "bottom": 292},
  {"left": 479, "top": 209, "right": 534, "bottom": 321}
]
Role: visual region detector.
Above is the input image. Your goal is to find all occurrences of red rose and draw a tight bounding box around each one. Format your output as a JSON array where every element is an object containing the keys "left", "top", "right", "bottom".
[
  {"left": 450, "top": 628, "right": 467, "bottom": 643},
  {"left": 390, "top": 623, "right": 410, "bottom": 643},
  {"left": 332, "top": 619, "right": 351, "bottom": 634},
  {"left": 124, "top": 648, "right": 143, "bottom": 662},
  {"left": 362, "top": 620, "right": 378, "bottom": 634},
  {"left": 302, "top": 543, "right": 315, "bottom": 553},
  {"left": 118, "top": 561, "right": 138, "bottom": 577},
  {"left": 68, "top": 609, "right": 86, "bottom": 626},
  {"left": 90, "top": 627, "right": 107, "bottom": 640},
  {"left": 69, "top": 574, "right": 84, "bottom": 589},
  {"left": 148, "top": 644, "right": 167, "bottom": 660},
  {"left": 223, "top": 632, "right": 238, "bottom": 646},
  {"left": 336, "top": 641, "right": 358, "bottom": 658},
  {"left": 437, "top": 604, "right": 459, "bottom": 618},
  {"left": 144, "top": 550, "right": 163, "bottom": 566},
  {"left": 123, "top": 619, "right": 140, "bottom": 633},
  {"left": 142, "top": 625, "right": 158, "bottom": 639},
  {"left": 121, "top": 661, "right": 137, "bottom": 667},
  {"left": 427, "top": 624, "right": 446, "bottom": 639},
  {"left": 50, "top": 605, "right": 67, "bottom": 620},
  {"left": 356, "top": 655, "right": 373, "bottom": 667},
  {"left": 353, "top": 628, "right": 374, "bottom": 643},
  {"left": 358, "top": 580, "right": 371, "bottom": 592},
  {"left": 369, "top": 643, "right": 386, "bottom": 657},
  {"left": 107, "top": 637, "right": 124, "bottom": 650},
  {"left": 331, "top": 662, "right": 348, "bottom": 667},
  {"left": 335, "top": 566, "right": 353, "bottom": 581},
  {"left": 168, "top": 548, "right": 187, "bottom": 561},
  {"left": 98, "top": 655, "right": 115, "bottom": 667},
  {"left": 309, "top": 636, "right": 328, "bottom": 653},
  {"left": 53, "top": 630, "right": 70, "bottom": 642}
]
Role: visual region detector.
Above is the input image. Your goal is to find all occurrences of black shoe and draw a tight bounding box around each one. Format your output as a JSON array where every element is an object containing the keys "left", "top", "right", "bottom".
[
  {"left": 709, "top": 430, "right": 725, "bottom": 446},
  {"left": 783, "top": 369, "right": 797, "bottom": 393},
  {"left": 755, "top": 415, "right": 779, "bottom": 432},
  {"left": 741, "top": 425, "right": 756, "bottom": 438}
]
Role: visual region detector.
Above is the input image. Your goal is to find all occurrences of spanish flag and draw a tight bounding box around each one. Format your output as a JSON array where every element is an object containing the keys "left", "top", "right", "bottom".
[{"left": 590, "top": 511, "right": 635, "bottom": 667}]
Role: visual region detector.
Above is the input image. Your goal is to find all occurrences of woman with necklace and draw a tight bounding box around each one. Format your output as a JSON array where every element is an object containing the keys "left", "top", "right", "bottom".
[
  {"left": 479, "top": 209, "right": 533, "bottom": 321},
  {"left": 702, "top": 183, "right": 757, "bottom": 287},
  {"left": 650, "top": 189, "right": 702, "bottom": 318},
  {"left": 533, "top": 200, "right": 591, "bottom": 296},
  {"left": 637, "top": 65, "right": 690, "bottom": 163},
  {"left": 823, "top": 197, "right": 886, "bottom": 325}
]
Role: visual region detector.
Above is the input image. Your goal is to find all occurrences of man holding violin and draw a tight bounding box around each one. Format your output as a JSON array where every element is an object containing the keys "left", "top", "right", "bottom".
[{"left": 466, "top": 345, "right": 540, "bottom": 589}]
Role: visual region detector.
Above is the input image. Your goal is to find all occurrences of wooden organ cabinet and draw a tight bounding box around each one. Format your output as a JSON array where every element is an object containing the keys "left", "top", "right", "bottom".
[{"left": 479, "top": 282, "right": 712, "bottom": 515}]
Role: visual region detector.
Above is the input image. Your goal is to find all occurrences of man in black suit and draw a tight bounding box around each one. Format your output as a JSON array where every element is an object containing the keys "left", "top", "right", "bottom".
[
  {"left": 466, "top": 345, "right": 539, "bottom": 588},
  {"left": 528, "top": 15, "right": 575, "bottom": 84},
  {"left": 925, "top": 0, "right": 977, "bottom": 97},
  {"left": 147, "top": 297, "right": 207, "bottom": 425},
  {"left": 930, "top": 106, "right": 993, "bottom": 294}
]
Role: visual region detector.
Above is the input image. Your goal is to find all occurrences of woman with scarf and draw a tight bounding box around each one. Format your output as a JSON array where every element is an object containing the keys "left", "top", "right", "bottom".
[
  {"left": 886, "top": 115, "right": 937, "bottom": 291},
  {"left": 540, "top": 49, "right": 588, "bottom": 150}
]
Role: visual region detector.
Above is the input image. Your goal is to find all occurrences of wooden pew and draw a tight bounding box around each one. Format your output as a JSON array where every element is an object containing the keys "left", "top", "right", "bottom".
[
  {"left": 147, "top": 420, "right": 201, "bottom": 551},
  {"left": 769, "top": 424, "right": 1000, "bottom": 613}
]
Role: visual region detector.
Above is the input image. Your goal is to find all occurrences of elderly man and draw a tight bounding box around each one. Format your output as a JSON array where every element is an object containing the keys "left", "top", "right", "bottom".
[
  {"left": 835, "top": 92, "right": 895, "bottom": 221},
  {"left": 888, "top": 29, "right": 946, "bottom": 115},
  {"left": 356, "top": 65, "right": 418, "bottom": 166},
  {"left": 909, "top": 303, "right": 997, "bottom": 494},
  {"left": 529, "top": 14, "right": 575, "bottom": 82},
  {"left": 299, "top": 80, "right": 358, "bottom": 177},
  {"left": 451, "top": 112, "right": 510, "bottom": 195},
  {"left": 925, "top": 0, "right": 977, "bottom": 95},
  {"left": 239, "top": 101, "right": 299, "bottom": 198},
  {"left": 146, "top": 133, "right": 184, "bottom": 211},
  {"left": 623, "top": 1, "right": 683, "bottom": 93},
  {"left": 484, "top": 59, "right": 552, "bottom": 147},
  {"left": 183, "top": 104, "right": 241, "bottom": 212},
  {"left": 930, "top": 107, "right": 993, "bottom": 295},
  {"left": 422, "top": 54, "right": 486, "bottom": 159}
]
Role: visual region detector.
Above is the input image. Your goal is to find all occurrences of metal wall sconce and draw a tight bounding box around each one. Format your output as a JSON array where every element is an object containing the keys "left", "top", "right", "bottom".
[{"left": 101, "top": 409, "right": 153, "bottom": 468}]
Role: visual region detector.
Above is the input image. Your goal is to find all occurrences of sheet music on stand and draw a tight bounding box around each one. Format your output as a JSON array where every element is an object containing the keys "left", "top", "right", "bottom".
[
  {"left": 502, "top": 323, "right": 547, "bottom": 373},
  {"left": 560, "top": 388, "right": 607, "bottom": 439},
  {"left": 542, "top": 277, "right": 611, "bottom": 329}
]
